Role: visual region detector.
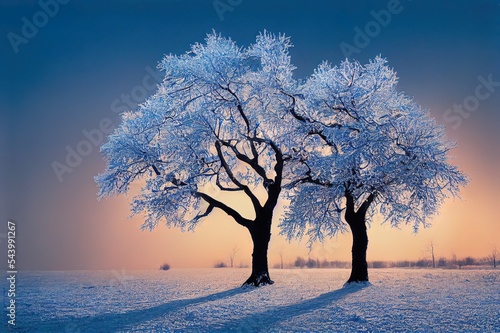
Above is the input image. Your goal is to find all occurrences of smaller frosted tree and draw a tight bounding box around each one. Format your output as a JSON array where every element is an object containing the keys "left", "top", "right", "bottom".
[
  {"left": 281, "top": 57, "right": 468, "bottom": 283},
  {"left": 96, "top": 32, "right": 302, "bottom": 286}
]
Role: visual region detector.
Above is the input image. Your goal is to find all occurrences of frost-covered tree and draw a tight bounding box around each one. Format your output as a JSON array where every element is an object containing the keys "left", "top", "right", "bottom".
[
  {"left": 96, "top": 32, "right": 303, "bottom": 286},
  {"left": 281, "top": 57, "right": 468, "bottom": 283}
]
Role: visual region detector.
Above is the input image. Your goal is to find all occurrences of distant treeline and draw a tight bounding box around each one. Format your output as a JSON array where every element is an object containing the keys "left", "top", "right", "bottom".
[
  {"left": 214, "top": 254, "right": 497, "bottom": 270},
  {"left": 273, "top": 255, "right": 498, "bottom": 269},
  {"left": 213, "top": 261, "right": 249, "bottom": 268}
]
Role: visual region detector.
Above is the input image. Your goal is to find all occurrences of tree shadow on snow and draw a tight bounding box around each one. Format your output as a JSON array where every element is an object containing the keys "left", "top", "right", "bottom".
[
  {"left": 213, "top": 283, "right": 369, "bottom": 332},
  {"left": 29, "top": 287, "right": 254, "bottom": 332}
]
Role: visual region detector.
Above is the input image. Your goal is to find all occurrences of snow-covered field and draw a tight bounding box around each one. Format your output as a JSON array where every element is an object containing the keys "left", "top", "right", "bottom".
[{"left": 7, "top": 268, "right": 500, "bottom": 332}]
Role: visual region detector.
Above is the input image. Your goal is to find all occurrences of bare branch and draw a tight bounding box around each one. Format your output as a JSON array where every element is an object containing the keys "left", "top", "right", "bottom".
[
  {"left": 219, "top": 139, "right": 271, "bottom": 185},
  {"left": 219, "top": 85, "right": 250, "bottom": 133},
  {"left": 195, "top": 192, "right": 252, "bottom": 228},
  {"left": 193, "top": 203, "right": 214, "bottom": 221},
  {"left": 215, "top": 141, "right": 262, "bottom": 213}
]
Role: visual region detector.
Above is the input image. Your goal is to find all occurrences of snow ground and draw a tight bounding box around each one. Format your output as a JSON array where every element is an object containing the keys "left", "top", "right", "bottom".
[{"left": 7, "top": 268, "right": 500, "bottom": 332}]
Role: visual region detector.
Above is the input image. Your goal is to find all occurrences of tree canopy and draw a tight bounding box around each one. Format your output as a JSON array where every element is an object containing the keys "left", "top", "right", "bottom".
[
  {"left": 96, "top": 31, "right": 303, "bottom": 230},
  {"left": 280, "top": 57, "right": 468, "bottom": 246},
  {"left": 95, "top": 31, "right": 309, "bottom": 285}
]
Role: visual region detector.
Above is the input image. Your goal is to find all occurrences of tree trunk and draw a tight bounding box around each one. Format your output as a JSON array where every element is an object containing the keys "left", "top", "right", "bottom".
[
  {"left": 346, "top": 213, "right": 369, "bottom": 283},
  {"left": 344, "top": 190, "right": 374, "bottom": 284},
  {"left": 241, "top": 142, "right": 283, "bottom": 287},
  {"left": 242, "top": 214, "right": 274, "bottom": 287}
]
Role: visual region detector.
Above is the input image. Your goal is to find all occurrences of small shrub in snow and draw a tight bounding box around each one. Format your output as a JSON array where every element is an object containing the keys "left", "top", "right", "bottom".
[{"left": 214, "top": 261, "right": 227, "bottom": 268}]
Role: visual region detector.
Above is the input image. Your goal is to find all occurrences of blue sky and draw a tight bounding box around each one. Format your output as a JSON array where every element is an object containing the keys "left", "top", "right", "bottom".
[{"left": 1, "top": 0, "right": 499, "bottom": 270}]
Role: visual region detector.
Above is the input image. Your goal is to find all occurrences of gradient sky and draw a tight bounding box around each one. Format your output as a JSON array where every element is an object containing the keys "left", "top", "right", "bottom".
[{"left": 1, "top": 0, "right": 499, "bottom": 270}]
